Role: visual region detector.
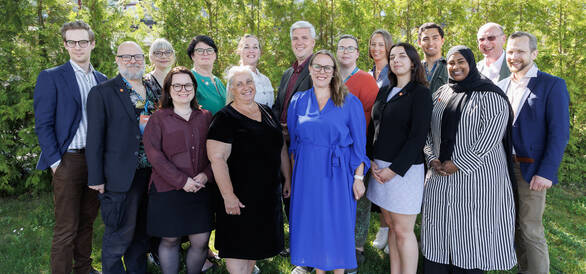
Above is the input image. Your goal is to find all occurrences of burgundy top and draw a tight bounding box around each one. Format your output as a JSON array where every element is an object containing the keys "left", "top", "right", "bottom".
[
  {"left": 280, "top": 57, "right": 311, "bottom": 123},
  {"left": 143, "top": 108, "right": 213, "bottom": 192}
]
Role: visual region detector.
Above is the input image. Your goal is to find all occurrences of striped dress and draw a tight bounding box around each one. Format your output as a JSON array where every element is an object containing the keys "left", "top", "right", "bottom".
[{"left": 421, "top": 86, "right": 517, "bottom": 271}]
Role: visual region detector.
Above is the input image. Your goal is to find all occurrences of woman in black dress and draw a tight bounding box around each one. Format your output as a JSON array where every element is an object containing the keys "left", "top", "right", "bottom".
[
  {"left": 143, "top": 66, "right": 213, "bottom": 274},
  {"left": 207, "top": 65, "right": 291, "bottom": 274}
]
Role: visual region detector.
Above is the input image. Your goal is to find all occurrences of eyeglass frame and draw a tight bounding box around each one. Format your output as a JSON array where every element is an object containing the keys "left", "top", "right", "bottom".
[
  {"left": 337, "top": 46, "right": 358, "bottom": 53},
  {"left": 116, "top": 54, "right": 145, "bottom": 62},
  {"left": 65, "top": 40, "right": 92, "bottom": 48},
  {"left": 153, "top": 50, "right": 174, "bottom": 58},
  {"left": 311, "top": 64, "right": 334, "bottom": 73},
  {"left": 171, "top": 83, "right": 195, "bottom": 92},
  {"left": 194, "top": 48, "right": 216, "bottom": 55}
]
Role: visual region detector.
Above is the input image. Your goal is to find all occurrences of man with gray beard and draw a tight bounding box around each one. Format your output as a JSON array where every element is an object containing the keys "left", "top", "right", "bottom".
[{"left": 87, "top": 41, "right": 157, "bottom": 273}]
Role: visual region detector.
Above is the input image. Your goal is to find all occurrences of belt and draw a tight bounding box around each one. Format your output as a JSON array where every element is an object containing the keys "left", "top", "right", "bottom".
[
  {"left": 513, "top": 155, "right": 534, "bottom": 163},
  {"left": 66, "top": 148, "right": 85, "bottom": 154}
]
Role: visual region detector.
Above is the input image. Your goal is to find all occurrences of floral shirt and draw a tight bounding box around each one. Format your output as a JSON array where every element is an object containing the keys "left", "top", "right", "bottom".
[{"left": 122, "top": 77, "right": 159, "bottom": 169}]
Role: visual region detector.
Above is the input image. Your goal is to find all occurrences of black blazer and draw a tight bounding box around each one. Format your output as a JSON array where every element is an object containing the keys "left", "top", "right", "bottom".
[
  {"left": 86, "top": 74, "right": 142, "bottom": 192},
  {"left": 272, "top": 63, "right": 313, "bottom": 119},
  {"left": 367, "top": 82, "right": 432, "bottom": 176}
]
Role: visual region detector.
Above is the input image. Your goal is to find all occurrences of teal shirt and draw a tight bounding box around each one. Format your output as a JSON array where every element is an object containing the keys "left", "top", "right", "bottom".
[{"left": 192, "top": 69, "right": 226, "bottom": 115}]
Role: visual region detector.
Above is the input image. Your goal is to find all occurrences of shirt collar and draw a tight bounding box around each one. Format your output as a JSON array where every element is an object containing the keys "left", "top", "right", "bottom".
[
  {"left": 292, "top": 55, "right": 312, "bottom": 73},
  {"left": 70, "top": 60, "right": 95, "bottom": 74},
  {"left": 512, "top": 64, "right": 539, "bottom": 82}
]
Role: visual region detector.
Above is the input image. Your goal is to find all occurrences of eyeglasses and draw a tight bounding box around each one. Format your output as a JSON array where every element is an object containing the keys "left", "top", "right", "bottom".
[
  {"left": 194, "top": 48, "right": 215, "bottom": 55},
  {"left": 477, "top": 35, "right": 499, "bottom": 42},
  {"left": 337, "top": 46, "right": 357, "bottom": 53},
  {"left": 171, "top": 83, "right": 194, "bottom": 92},
  {"left": 153, "top": 50, "right": 174, "bottom": 57},
  {"left": 311, "top": 64, "right": 334, "bottom": 73},
  {"left": 116, "top": 54, "right": 145, "bottom": 62},
  {"left": 65, "top": 40, "right": 91, "bottom": 48}
]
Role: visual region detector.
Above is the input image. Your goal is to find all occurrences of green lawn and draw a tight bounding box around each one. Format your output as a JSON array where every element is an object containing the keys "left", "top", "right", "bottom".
[{"left": 1, "top": 183, "right": 584, "bottom": 274}]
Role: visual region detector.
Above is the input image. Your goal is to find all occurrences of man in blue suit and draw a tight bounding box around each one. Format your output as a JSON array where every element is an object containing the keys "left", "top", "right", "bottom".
[
  {"left": 34, "top": 21, "right": 107, "bottom": 274},
  {"left": 497, "top": 31, "right": 570, "bottom": 274}
]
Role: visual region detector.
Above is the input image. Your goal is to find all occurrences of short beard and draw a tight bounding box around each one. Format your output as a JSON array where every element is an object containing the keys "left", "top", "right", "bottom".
[{"left": 119, "top": 64, "right": 145, "bottom": 80}]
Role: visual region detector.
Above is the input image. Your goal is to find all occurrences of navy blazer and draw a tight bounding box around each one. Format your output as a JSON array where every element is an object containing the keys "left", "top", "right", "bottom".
[
  {"left": 34, "top": 61, "right": 107, "bottom": 170},
  {"left": 367, "top": 82, "right": 433, "bottom": 176},
  {"left": 497, "top": 70, "right": 570, "bottom": 184},
  {"left": 86, "top": 74, "right": 142, "bottom": 192}
]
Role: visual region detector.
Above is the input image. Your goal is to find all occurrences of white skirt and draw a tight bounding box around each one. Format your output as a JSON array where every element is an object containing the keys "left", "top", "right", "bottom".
[{"left": 366, "top": 159, "right": 424, "bottom": 215}]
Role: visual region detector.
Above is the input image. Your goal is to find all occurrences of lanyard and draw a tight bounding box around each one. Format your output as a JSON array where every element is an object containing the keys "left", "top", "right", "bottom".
[
  {"left": 425, "top": 61, "right": 438, "bottom": 82},
  {"left": 122, "top": 77, "right": 150, "bottom": 113},
  {"left": 343, "top": 67, "right": 359, "bottom": 83}
]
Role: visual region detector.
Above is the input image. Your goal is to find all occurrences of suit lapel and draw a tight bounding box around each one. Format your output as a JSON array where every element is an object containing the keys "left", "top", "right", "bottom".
[
  {"left": 292, "top": 64, "right": 309, "bottom": 94},
  {"left": 499, "top": 54, "right": 511, "bottom": 81},
  {"left": 60, "top": 62, "right": 82, "bottom": 106},
  {"left": 113, "top": 75, "right": 139, "bottom": 124}
]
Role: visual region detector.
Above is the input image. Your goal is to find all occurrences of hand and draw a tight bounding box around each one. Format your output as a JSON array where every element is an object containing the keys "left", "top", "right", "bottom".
[
  {"left": 193, "top": 173, "right": 208, "bottom": 186},
  {"left": 282, "top": 180, "right": 291, "bottom": 198},
  {"left": 441, "top": 160, "right": 459, "bottom": 175},
  {"left": 183, "top": 178, "right": 204, "bottom": 193},
  {"left": 430, "top": 159, "right": 447, "bottom": 176},
  {"left": 223, "top": 193, "right": 245, "bottom": 215},
  {"left": 370, "top": 161, "right": 382, "bottom": 183},
  {"left": 353, "top": 179, "right": 365, "bottom": 200},
  {"left": 89, "top": 184, "right": 105, "bottom": 194},
  {"left": 374, "top": 167, "right": 396, "bottom": 183},
  {"left": 530, "top": 175, "right": 552, "bottom": 191},
  {"left": 280, "top": 123, "right": 289, "bottom": 137}
]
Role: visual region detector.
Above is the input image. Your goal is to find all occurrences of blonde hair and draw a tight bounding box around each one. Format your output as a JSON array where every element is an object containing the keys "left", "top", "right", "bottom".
[
  {"left": 224, "top": 65, "right": 255, "bottom": 104},
  {"left": 236, "top": 34, "right": 261, "bottom": 66}
]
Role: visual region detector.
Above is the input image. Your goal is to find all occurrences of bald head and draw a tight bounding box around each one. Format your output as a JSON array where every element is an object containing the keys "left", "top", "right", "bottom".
[{"left": 117, "top": 41, "right": 143, "bottom": 55}]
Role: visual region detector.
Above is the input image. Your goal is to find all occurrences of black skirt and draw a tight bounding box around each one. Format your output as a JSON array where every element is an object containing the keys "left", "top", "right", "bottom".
[{"left": 147, "top": 185, "right": 214, "bottom": 237}]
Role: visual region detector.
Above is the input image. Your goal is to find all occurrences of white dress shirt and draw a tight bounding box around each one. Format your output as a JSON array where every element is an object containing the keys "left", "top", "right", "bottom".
[
  {"left": 252, "top": 68, "right": 275, "bottom": 107},
  {"left": 505, "top": 64, "right": 539, "bottom": 123},
  {"left": 479, "top": 51, "right": 505, "bottom": 83}
]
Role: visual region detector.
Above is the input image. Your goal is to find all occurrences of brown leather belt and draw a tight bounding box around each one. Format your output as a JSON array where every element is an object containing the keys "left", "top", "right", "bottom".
[{"left": 513, "top": 155, "right": 534, "bottom": 163}]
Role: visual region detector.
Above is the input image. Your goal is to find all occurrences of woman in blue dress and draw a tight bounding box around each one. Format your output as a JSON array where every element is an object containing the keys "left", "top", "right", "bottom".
[{"left": 287, "top": 50, "right": 370, "bottom": 273}]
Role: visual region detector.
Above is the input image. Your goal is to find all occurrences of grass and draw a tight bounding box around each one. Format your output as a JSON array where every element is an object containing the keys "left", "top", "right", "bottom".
[{"left": 1, "top": 184, "right": 584, "bottom": 274}]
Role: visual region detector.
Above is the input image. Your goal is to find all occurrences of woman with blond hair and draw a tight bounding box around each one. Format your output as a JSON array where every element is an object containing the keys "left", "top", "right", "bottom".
[{"left": 236, "top": 34, "right": 274, "bottom": 107}]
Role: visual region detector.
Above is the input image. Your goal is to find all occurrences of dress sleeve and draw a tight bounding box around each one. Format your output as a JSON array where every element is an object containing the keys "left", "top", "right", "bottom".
[
  {"left": 286, "top": 92, "right": 302, "bottom": 156},
  {"left": 207, "top": 109, "right": 234, "bottom": 144},
  {"left": 452, "top": 92, "right": 509, "bottom": 174},
  {"left": 347, "top": 95, "right": 371, "bottom": 175},
  {"left": 143, "top": 112, "right": 189, "bottom": 190}
]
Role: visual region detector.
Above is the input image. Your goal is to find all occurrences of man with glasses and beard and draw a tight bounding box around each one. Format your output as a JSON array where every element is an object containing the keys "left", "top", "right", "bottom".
[
  {"left": 87, "top": 41, "right": 158, "bottom": 273},
  {"left": 34, "top": 20, "right": 107, "bottom": 274},
  {"left": 477, "top": 22, "right": 511, "bottom": 83}
]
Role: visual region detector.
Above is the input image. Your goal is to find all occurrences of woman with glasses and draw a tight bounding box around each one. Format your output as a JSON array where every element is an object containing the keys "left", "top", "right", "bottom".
[
  {"left": 187, "top": 35, "right": 226, "bottom": 115},
  {"left": 236, "top": 34, "right": 274, "bottom": 107},
  {"left": 145, "top": 38, "right": 175, "bottom": 97},
  {"left": 207, "top": 66, "right": 291, "bottom": 273},
  {"left": 287, "top": 50, "right": 370, "bottom": 273},
  {"left": 143, "top": 66, "right": 214, "bottom": 274}
]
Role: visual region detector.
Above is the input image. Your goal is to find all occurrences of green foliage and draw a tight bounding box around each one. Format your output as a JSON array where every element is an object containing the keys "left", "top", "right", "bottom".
[{"left": 0, "top": 0, "right": 584, "bottom": 195}]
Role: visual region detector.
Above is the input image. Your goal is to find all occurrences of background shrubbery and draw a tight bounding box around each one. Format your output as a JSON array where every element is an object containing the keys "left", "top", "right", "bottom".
[{"left": 0, "top": 0, "right": 584, "bottom": 196}]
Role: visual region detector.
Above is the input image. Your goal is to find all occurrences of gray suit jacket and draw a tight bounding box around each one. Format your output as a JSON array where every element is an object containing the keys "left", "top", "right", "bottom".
[{"left": 272, "top": 63, "right": 313, "bottom": 120}]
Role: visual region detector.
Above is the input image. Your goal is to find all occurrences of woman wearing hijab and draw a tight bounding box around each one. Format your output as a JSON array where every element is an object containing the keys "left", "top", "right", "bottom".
[{"left": 421, "top": 45, "right": 517, "bottom": 273}]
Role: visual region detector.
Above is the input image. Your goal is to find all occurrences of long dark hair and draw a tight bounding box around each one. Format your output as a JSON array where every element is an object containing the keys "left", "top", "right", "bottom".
[
  {"left": 387, "top": 42, "right": 428, "bottom": 87},
  {"left": 309, "top": 50, "right": 348, "bottom": 107},
  {"left": 159, "top": 66, "right": 199, "bottom": 109}
]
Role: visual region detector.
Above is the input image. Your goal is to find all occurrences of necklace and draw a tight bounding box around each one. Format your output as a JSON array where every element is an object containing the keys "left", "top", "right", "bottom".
[{"left": 233, "top": 103, "right": 260, "bottom": 121}]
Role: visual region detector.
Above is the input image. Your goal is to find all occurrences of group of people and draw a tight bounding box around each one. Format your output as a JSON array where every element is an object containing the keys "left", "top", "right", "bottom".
[{"left": 34, "top": 18, "right": 569, "bottom": 274}]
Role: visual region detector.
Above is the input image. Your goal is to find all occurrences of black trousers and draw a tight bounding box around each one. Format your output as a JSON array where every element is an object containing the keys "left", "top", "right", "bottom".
[
  {"left": 100, "top": 168, "right": 150, "bottom": 274},
  {"left": 423, "top": 257, "right": 484, "bottom": 274}
]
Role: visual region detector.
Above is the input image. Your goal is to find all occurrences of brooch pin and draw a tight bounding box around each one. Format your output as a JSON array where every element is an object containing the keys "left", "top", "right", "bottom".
[
  {"left": 119, "top": 88, "right": 124, "bottom": 92},
  {"left": 399, "top": 92, "right": 403, "bottom": 96}
]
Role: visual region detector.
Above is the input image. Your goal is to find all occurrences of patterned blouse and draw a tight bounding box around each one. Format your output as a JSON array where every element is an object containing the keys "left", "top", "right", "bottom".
[{"left": 122, "top": 77, "right": 159, "bottom": 169}]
